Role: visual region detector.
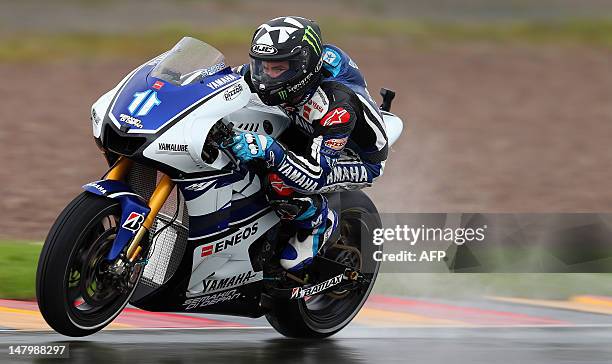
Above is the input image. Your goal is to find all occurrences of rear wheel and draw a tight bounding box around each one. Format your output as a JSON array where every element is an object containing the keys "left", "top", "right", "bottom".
[
  {"left": 36, "top": 192, "right": 143, "bottom": 337},
  {"left": 265, "top": 190, "right": 382, "bottom": 338}
]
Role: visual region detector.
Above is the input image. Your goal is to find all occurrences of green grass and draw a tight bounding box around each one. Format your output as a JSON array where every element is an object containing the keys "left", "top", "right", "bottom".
[
  {"left": 0, "top": 241, "right": 42, "bottom": 299},
  {"left": 323, "top": 18, "right": 612, "bottom": 46},
  {"left": 3, "top": 18, "right": 612, "bottom": 62},
  {"left": 0, "top": 25, "right": 253, "bottom": 62}
]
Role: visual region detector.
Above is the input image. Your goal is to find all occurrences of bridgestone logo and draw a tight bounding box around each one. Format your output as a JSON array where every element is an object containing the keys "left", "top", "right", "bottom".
[{"left": 290, "top": 273, "right": 344, "bottom": 299}]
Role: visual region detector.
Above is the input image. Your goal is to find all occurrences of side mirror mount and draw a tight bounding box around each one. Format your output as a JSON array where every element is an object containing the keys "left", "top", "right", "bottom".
[{"left": 379, "top": 88, "right": 396, "bottom": 112}]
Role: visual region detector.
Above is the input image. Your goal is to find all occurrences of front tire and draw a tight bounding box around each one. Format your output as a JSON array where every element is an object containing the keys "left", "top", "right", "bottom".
[
  {"left": 36, "top": 192, "right": 140, "bottom": 337},
  {"left": 265, "top": 190, "right": 382, "bottom": 338}
]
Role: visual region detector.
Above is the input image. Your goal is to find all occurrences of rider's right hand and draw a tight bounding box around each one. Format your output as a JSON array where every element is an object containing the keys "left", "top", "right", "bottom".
[{"left": 221, "top": 132, "right": 275, "bottom": 163}]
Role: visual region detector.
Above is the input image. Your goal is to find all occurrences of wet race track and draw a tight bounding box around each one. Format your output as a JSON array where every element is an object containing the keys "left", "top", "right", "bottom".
[
  {"left": 2, "top": 295, "right": 612, "bottom": 363},
  {"left": 4, "top": 327, "right": 612, "bottom": 364}
]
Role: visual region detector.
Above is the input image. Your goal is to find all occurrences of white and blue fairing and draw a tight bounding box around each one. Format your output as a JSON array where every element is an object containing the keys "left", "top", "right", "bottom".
[
  {"left": 87, "top": 38, "right": 254, "bottom": 260},
  {"left": 92, "top": 37, "right": 251, "bottom": 173}
]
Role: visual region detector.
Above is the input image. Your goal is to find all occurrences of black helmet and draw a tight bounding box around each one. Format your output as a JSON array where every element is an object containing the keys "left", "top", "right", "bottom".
[{"left": 249, "top": 16, "right": 324, "bottom": 106}]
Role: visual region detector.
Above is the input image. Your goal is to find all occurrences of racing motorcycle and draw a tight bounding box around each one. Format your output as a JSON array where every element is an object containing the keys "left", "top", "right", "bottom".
[{"left": 36, "top": 37, "right": 404, "bottom": 338}]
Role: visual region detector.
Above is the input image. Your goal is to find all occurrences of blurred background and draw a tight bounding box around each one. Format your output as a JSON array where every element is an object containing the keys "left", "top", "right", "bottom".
[{"left": 1, "top": 0, "right": 612, "bottom": 300}]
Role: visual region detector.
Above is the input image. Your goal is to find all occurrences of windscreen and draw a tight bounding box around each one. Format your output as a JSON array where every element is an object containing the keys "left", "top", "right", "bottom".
[{"left": 150, "top": 37, "right": 226, "bottom": 86}]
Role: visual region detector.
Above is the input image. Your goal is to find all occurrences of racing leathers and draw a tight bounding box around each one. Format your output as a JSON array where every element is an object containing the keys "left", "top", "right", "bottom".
[{"left": 233, "top": 44, "right": 388, "bottom": 271}]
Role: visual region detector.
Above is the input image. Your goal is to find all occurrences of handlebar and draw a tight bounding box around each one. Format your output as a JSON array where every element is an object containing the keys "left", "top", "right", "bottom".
[{"left": 201, "top": 121, "right": 237, "bottom": 164}]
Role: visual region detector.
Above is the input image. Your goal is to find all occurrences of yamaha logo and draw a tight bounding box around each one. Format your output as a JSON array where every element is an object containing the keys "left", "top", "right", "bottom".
[{"left": 251, "top": 44, "right": 278, "bottom": 55}]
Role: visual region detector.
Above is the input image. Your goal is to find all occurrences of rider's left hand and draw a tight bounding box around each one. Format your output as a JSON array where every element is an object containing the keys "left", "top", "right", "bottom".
[{"left": 222, "top": 132, "right": 275, "bottom": 163}]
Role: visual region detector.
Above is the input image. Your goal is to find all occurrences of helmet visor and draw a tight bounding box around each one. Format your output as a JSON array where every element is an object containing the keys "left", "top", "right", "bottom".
[{"left": 250, "top": 58, "right": 306, "bottom": 90}]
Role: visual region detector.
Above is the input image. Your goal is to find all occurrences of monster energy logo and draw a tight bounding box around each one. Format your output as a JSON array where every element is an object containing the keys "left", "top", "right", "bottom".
[
  {"left": 302, "top": 26, "right": 321, "bottom": 55},
  {"left": 278, "top": 90, "right": 288, "bottom": 100}
]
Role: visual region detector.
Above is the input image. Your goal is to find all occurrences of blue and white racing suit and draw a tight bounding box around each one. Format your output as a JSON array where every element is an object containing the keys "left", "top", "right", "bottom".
[{"left": 239, "top": 44, "right": 388, "bottom": 232}]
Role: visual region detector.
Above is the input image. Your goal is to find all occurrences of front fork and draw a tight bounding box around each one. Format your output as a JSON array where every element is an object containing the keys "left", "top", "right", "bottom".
[{"left": 106, "top": 157, "right": 175, "bottom": 262}]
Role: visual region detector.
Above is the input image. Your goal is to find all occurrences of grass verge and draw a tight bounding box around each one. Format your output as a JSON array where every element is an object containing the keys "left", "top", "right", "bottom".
[
  {"left": 3, "top": 18, "right": 612, "bottom": 62},
  {"left": 0, "top": 241, "right": 42, "bottom": 300}
]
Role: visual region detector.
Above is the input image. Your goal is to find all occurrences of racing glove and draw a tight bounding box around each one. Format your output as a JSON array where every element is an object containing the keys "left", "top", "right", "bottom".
[{"left": 223, "top": 132, "right": 276, "bottom": 163}]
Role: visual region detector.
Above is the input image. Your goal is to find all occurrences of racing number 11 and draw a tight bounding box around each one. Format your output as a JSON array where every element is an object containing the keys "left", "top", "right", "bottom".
[{"left": 129, "top": 90, "right": 161, "bottom": 117}]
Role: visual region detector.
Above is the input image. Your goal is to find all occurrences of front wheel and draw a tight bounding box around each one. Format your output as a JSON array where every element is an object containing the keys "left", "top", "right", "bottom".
[
  {"left": 265, "top": 190, "right": 382, "bottom": 338},
  {"left": 36, "top": 192, "right": 142, "bottom": 337}
]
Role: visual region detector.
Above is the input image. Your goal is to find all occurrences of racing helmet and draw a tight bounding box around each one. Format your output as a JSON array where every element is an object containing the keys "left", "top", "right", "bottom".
[{"left": 249, "top": 16, "right": 324, "bottom": 106}]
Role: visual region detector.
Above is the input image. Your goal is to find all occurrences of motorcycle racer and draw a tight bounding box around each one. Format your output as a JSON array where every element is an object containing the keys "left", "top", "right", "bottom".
[{"left": 224, "top": 16, "right": 388, "bottom": 272}]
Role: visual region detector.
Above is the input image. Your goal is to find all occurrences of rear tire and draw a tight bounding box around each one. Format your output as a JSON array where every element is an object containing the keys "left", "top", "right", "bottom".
[
  {"left": 36, "top": 192, "right": 140, "bottom": 337},
  {"left": 265, "top": 190, "right": 382, "bottom": 338}
]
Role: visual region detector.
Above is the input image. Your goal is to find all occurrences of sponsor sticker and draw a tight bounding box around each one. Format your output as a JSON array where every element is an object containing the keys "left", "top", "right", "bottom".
[
  {"left": 85, "top": 182, "right": 107, "bottom": 194},
  {"left": 269, "top": 173, "right": 293, "bottom": 196},
  {"left": 185, "top": 181, "right": 215, "bottom": 192},
  {"left": 320, "top": 108, "right": 350, "bottom": 127},
  {"left": 287, "top": 72, "right": 313, "bottom": 93},
  {"left": 325, "top": 165, "right": 369, "bottom": 185},
  {"left": 322, "top": 49, "right": 341, "bottom": 67},
  {"left": 122, "top": 212, "right": 145, "bottom": 232},
  {"left": 152, "top": 80, "right": 165, "bottom": 90},
  {"left": 91, "top": 109, "right": 100, "bottom": 125},
  {"left": 307, "top": 99, "right": 324, "bottom": 113},
  {"left": 251, "top": 44, "right": 278, "bottom": 55},
  {"left": 206, "top": 74, "right": 238, "bottom": 90},
  {"left": 157, "top": 143, "right": 188, "bottom": 154},
  {"left": 201, "top": 271, "right": 258, "bottom": 294},
  {"left": 119, "top": 113, "right": 144, "bottom": 128},
  {"left": 128, "top": 90, "right": 161, "bottom": 117},
  {"left": 277, "top": 159, "right": 318, "bottom": 192},
  {"left": 223, "top": 83, "right": 243, "bottom": 101},
  {"left": 290, "top": 273, "right": 344, "bottom": 299},
  {"left": 200, "top": 222, "right": 259, "bottom": 257},
  {"left": 201, "top": 62, "right": 226, "bottom": 77},
  {"left": 324, "top": 137, "right": 348, "bottom": 151},
  {"left": 183, "top": 289, "right": 241, "bottom": 310}
]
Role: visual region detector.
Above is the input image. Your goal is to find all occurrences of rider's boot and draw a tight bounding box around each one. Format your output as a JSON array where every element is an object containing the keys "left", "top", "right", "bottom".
[{"left": 279, "top": 198, "right": 339, "bottom": 272}]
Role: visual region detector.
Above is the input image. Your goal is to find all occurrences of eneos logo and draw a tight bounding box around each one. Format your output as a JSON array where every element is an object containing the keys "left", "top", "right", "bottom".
[{"left": 200, "top": 222, "right": 259, "bottom": 257}]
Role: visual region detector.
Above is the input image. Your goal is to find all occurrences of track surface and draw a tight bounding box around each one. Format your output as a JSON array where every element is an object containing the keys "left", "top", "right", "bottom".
[
  {"left": 2, "top": 294, "right": 612, "bottom": 363},
  {"left": 3, "top": 327, "right": 612, "bottom": 364}
]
